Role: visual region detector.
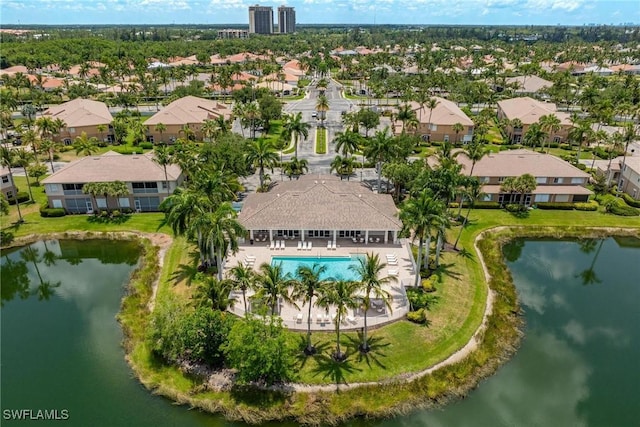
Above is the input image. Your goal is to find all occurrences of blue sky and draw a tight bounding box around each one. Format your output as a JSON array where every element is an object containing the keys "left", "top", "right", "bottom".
[{"left": 1, "top": 0, "right": 638, "bottom": 26}]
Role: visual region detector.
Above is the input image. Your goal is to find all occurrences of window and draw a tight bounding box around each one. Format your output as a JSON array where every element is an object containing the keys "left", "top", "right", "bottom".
[
  {"left": 69, "top": 127, "right": 76, "bottom": 134},
  {"left": 1, "top": 176, "right": 8, "bottom": 184},
  {"left": 132, "top": 182, "right": 159, "bottom": 194},
  {"left": 66, "top": 197, "right": 92, "bottom": 213},
  {"left": 52, "top": 199, "right": 63, "bottom": 208},
  {"left": 444, "top": 135, "right": 449, "bottom": 142},
  {"left": 161, "top": 181, "right": 168, "bottom": 189},
  {"left": 63, "top": 138, "right": 72, "bottom": 145},
  {"left": 555, "top": 195, "right": 570, "bottom": 203},
  {"left": 119, "top": 198, "right": 130, "bottom": 208},
  {"left": 430, "top": 124, "right": 438, "bottom": 131},
  {"left": 62, "top": 183, "right": 85, "bottom": 195},
  {"left": 6, "top": 190, "right": 13, "bottom": 198},
  {"left": 498, "top": 177, "right": 506, "bottom": 183},
  {"left": 571, "top": 177, "right": 584, "bottom": 184},
  {"left": 535, "top": 194, "right": 550, "bottom": 202},
  {"left": 96, "top": 198, "right": 107, "bottom": 208},
  {"left": 553, "top": 177, "right": 562, "bottom": 184},
  {"left": 536, "top": 177, "right": 547, "bottom": 184},
  {"left": 554, "top": 136, "right": 561, "bottom": 143}
]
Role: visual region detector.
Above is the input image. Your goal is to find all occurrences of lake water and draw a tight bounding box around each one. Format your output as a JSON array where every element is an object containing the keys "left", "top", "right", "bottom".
[{"left": 2, "top": 237, "right": 639, "bottom": 426}]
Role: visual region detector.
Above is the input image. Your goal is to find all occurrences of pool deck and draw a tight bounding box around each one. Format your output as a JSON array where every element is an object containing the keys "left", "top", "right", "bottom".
[{"left": 225, "top": 238, "right": 415, "bottom": 331}]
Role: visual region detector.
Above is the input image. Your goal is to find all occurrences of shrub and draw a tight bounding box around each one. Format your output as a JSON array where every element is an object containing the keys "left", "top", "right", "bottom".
[
  {"left": 39, "top": 206, "right": 66, "bottom": 217},
  {"left": 548, "top": 142, "right": 560, "bottom": 149},
  {"left": 576, "top": 163, "right": 587, "bottom": 170},
  {"left": 505, "top": 203, "right": 527, "bottom": 212},
  {"left": 574, "top": 201, "right": 598, "bottom": 211},
  {"left": 535, "top": 202, "right": 575, "bottom": 210},
  {"left": 112, "top": 146, "right": 143, "bottom": 155},
  {"left": 621, "top": 193, "right": 640, "bottom": 208},
  {"left": 112, "top": 209, "right": 121, "bottom": 217},
  {"left": 560, "top": 143, "right": 572, "bottom": 150},
  {"left": 407, "top": 308, "right": 428, "bottom": 324},
  {"left": 473, "top": 201, "right": 501, "bottom": 209},
  {"left": 607, "top": 202, "right": 639, "bottom": 216},
  {"left": 7, "top": 192, "right": 29, "bottom": 205},
  {"left": 406, "top": 286, "right": 439, "bottom": 310},
  {"left": 139, "top": 142, "right": 154, "bottom": 149}
]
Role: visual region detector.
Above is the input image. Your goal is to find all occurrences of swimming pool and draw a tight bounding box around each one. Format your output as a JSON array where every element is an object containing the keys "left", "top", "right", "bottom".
[{"left": 271, "top": 255, "right": 363, "bottom": 281}]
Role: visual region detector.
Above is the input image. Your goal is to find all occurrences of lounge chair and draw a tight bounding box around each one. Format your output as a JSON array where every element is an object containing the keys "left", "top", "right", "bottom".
[
  {"left": 296, "top": 313, "right": 303, "bottom": 323},
  {"left": 324, "top": 313, "right": 331, "bottom": 323},
  {"left": 270, "top": 241, "right": 275, "bottom": 250},
  {"left": 387, "top": 258, "right": 398, "bottom": 265},
  {"left": 352, "top": 237, "right": 358, "bottom": 243},
  {"left": 327, "top": 240, "right": 332, "bottom": 249},
  {"left": 281, "top": 240, "right": 286, "bottom": 250},
  {"left": 307, "top": 241, "right": 312, "bottom": 251},
  {"left": 388, "top": 269, "right": 399, "bottom": 276},
  {"left": 316, "top": 313, "right": 323, "bottom": 323},
  {"left": 297, "top": 241, "right": 303, "bottom": 250},
  {"left": 347, "top": 315, "right": 356, "bottom": 324},
  {"left": 332, "top": 241, "right": 337, "bottom": 250},
  {"left": 245, "top": 255, "right": 256, "bottom": 261}
]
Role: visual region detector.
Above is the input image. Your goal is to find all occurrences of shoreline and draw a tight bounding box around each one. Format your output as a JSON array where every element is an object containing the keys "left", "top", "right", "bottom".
[{"left": 4, "top": 226, "right": 639, "bottom": 425}]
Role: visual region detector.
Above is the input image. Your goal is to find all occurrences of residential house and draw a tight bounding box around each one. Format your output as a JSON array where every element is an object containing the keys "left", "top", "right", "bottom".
[
  {"left": 238, "top": 175, "right": 402, "bottom": 245},
  {"left": 1, "top": 167, "right": 17, "bottom": 200},
  {"left": 457, "top": 149, "right": 592, "bottom": 205},
  {"left": 42, "top": 151, "right": 183, "bottom": 213},
  {"left": 497, "top": 97, "right": 572, "bottom": 144},
  {"left": 504, "top": 75, "right": 553, "bottom": 95},
  {"left": 145, "top": 96, "right": 232, "bottom": 143},
  {"left": 598, "top": 156, "right": 640, "bottom": 199},
  {"left": 395, "top": 97, "right": 474, "bottom": 143},
  {"left": 42, "top": 98, "right": 113, "bottom": 144}
]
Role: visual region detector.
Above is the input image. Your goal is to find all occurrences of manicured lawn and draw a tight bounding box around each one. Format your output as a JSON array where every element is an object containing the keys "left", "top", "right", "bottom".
[{"left": 315, "top": 127, "right": 327, "bottom": 154}]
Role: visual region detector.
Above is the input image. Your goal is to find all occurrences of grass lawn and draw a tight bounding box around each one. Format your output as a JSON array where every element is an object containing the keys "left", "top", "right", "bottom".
[{"left": 315, "top": 127, "right": 327, "bottom": 154}]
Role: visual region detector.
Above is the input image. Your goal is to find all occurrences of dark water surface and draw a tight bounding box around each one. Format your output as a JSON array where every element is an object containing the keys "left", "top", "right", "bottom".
[{"left": 2, "top": 238, "right": 639, "bottom": 426}]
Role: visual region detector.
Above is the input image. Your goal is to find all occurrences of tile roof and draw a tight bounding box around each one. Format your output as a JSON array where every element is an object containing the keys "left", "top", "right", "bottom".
[
  {"left": 43, "top": 98, "right": 112, "bottom": 128},
  {"left": 238, "top": 175, "right": 402, "bottom": 231},
  {"left": 145, "top": 96, "right": 231, "bottom": 126},
  {"left": 42, "top": 152, "right": 182, "bottom": 184},
  {"left": 506, "top": 75, "right": 553, "bottom": 93},
  {"left": 409, "top": 97, "right": 474, "bottom": 126},
  {"left": 457, "top": 149, "right": 591, "bottom": 179},
  {"left": 497, "top": 97, "right": 572, "bottom": 126}
]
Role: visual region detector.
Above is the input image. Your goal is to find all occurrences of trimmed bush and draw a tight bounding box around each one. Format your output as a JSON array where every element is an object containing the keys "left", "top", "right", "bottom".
[
  {"left": 621, "top": 193, "right": 640, "bottom": 208},
  {"left": 548, "top": 142, "right": 560, "bottom": 149},
  {"left": 576, "top": 163, "right": 587, "bottom": 170},
  {"left": 535, "top": 202, "right": 575, "bottom": 210},
  {"left": 7, "top": 192, "right": 29, "bottom": 205},
  {"left": 608, "top": 203, "right": 639, "bottom": 216},
  {"left": 574, "top": 201, "right": 598, "bottom": 211},
  {"left": 139, "top": 142, "right": 154, "bottom": 149},
  {"left": 112, "top": 146, "right": 144, "bottom": 155},
  {"left": 505, "top": 203, "right": 527, "bottom": 212},
  {"left": 40, "top": 207, "right": 66, "bottom": 217}
]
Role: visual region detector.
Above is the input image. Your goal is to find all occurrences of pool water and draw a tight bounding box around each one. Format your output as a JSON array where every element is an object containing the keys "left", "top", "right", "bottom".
[{"left": 271, "top": 255, "right": 363, "bottom": 281}]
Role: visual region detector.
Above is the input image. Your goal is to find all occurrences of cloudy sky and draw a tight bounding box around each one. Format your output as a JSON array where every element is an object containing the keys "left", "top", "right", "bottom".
[{"left": 1, "top": 0, "right": 638, "bottom": 26}]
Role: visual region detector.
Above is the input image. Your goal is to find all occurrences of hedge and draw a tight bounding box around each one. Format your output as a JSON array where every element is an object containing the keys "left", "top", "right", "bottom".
[
  {"left": 473, "top": 201, "right": 501, "bottom": 209},
  {"left": 621, "top": 193, "right": 640, "bottom": 208},
  {"left": 608, "top": 203, "right": 639, "bottom": 216},
  {"left": 535, "top": 202, "right": 575, "bottom": 210},
  {"left": 574, "top": 201, "right": 598, "bottom": 211},
  {"left": 7, "top": 192, "right": 29, "bottom": 205},
  {"left": 40, "top": 207, "right": 66, "bottom": 217}
]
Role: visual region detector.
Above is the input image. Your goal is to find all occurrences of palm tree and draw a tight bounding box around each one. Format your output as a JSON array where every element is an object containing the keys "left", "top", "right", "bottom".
[
  {"left": 81, "top": 182, "right": 105, "bottom": 212},
  {"left": 615, "top": 123, "right": 638, "bottom": 194},
  {"left": 96, "top": 124, "right": 108, "bottom": 144},
  {"left": 153, "top": 144, "right": 173, "bottom": 197},
  {"left": 452, "top": 122, "right": 464, "bottom": 144},
  {"left": 316, "top": 279, "right": 359, "bottom": 361},
  {"left": 330, "top": 155, "right": 356, "bottom": 180},
  {"left": 228, "top": 264, "right": 255, "bottom": 314},
  {"left": 568, "top": 117, "right": 593, "bottom": 162},
  {"left": 291, "top": 263, "right": 329, "bottom": 355},
  {"left": 254, "top": 262, "right": 295, "bottom": 316},
  {"left": 243, "top": 101, "right": 260, "bottom": 139},
  {"left": 193, "top": 275, "right": 235, "bottom": 310},
  {"left": 509, "top": 118, "right": 523, "bottom": 144},
  {"left": 315, "top": 94, "right": 329, "bottom": 127},
  {"left": 201, "top": 119, "right": 218, "bottom": 142},
  {"left": 349, "top": 253, "right": 396, "bottom": 353},
  {"left": 425, "top": 98, "right": 439, "bottom": 140},
  {"left": 0, "top": 147, "right": 23, "bottom": 222},
  {"left": 282, "top": 157, "right": 309, "bottom": 180},
  {"left": 246, "top": 138, "right": 278, "bottom": 190},
  {"left": 515, "top": 173, "right": 537, "bottom": 206},
  {"left": 606, "top": 131, "right": 625, "bottom": 186},
  {"left": 204, "top": 202, "right": 246, "bottom": 280},
  {"left": 334, "top": 129, "right": 362, "bottom": 157},
  {"left": 282, "top": 112, "right": 310, "bottom": 158},
  {"left": 363, "top": 126, "right": 395, "bottom": 193},
  {"left": 500, "top": 176, "right": 518, "bottom": 204},
  {"left": 462, "top": 141, "right": 489, "bottom": 175},
  {"left": 538, "top": 114, "right": 561, "bottom": 152},
  {"left": 21, "top": 129, "right": 40, "bottom": 157},
  {"left": 107, "top": 181, "right": 129, "bottom": 211},
  {"left": 453, "top": 179, "right": 484, "bottom": 250},
  {"left": 396, "top": 103, "right": 416, "bottom": 134},
  {"left": 154, "top": 123, "right": 167, "bottom": 144},
  {"left": 399, "top": 190, "right": 446, "bottom": 285},
  {"left": 73, "top": 132, "right": 99, "bottom": 156},
  {"left": 523, "top": 123, "right": 547, "bottom": 151},
  {"left": 14, "top": 149, "right": 35, "bottom": 202}
]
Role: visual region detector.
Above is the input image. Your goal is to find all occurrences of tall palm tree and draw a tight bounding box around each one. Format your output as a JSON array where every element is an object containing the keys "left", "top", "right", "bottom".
[
  {"left": 395, "top": 103, "right": 416, "bottom": 135},
  {"left": 282, "top": 112, "right": 310, "bottom": 158},
  {"left": 315, "top": 94, "right": 329, "bottom": 127},
  {"left": 568, "top": 117, "right": 593, "bottom": 162},
  {"left": 453, "top": 179, "right": 485, "bottom": 250},
  {"left": 81, "top": 182, "right": 105, "bottom": 212},
  {"left": 254, "top": 262, "right": 295, "bottom": 316},
  {"left": 193, "top": 275, "right": 235, "bottom": 310},
  {"left": 523, "top": 123, "right": 547, "bottom": 151},
  {"left": 452, "top": 122, "right": 464, "bottom": 144},
  {"left": 73, "top": 132, "right": 99, "bottom": 156},
  {"left": 246, "top": 138, "right": 278, "bottom": 190},
  {"left": 363, "top": 126, "right": 395, "bottom": 193},
  {"left": 615, "top": 123, "right": 638, "bottom": 194},
  {"left": 316, "top": 279, "right": 359, "bottom": 361},
  {"left": 228, "top": 264, "right": 256, "bottom": 314},
  {"left": 154, "top": 123, "right": 167, "bottom": 144},
  {"left": 291, "top": 263, "right": 329, "bottom": 355},
  {"left": 515, "top": 173, "right": 537, "bottom": 206},
  {"left": 330, "top": 155, "right": 356, "bottom": 180},
  {"left": 538, "top": 114, "right": 561, "bottom": 152},
  {"left": 349, "top": 253, "right": 396, "bottom": 353},
  {"left": 204, "top": 202, "right": 246, "bottom": 280},
  {"left": 107, "top": 181, "right": 129, "bottom": 211},
  {"left": 399, "top": 189, "right": 446, "bottom": 285},
  {"left": 0, "top": 147, "right": 23, "bottom": 222},
  {"left": 509, "top": 118, "right": 523, "bottom": 144},
  {"left": 462, "top": 141, "right": 488, "bottom": 175},
  {"left": 282, "top": 157, "right": 309, "bottom": 180},
  {"left": 425, "top": 98, "right": 439, "bottom": 139},
  {"left": 153, "top": 144, "right": 173, "bottom": 197},
  {"left": 14, "top": 149, "right": 35, "bottom": 202},
  {"left": 333, "top": 129, "right": 362, "bottom": 157}
]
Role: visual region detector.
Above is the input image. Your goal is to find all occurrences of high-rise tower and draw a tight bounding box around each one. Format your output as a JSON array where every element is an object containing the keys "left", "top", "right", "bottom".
[
  {"left": 278, "top": 5, "right": 296, "bottom": 34},
  {"left": 248, "top": 4, "right": 274, "bottom": 34}
]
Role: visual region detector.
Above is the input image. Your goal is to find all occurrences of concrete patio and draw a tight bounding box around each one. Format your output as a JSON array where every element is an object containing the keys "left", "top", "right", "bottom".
[{"left": 225, "top": 238, "right": 416, "bottom": 331}]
